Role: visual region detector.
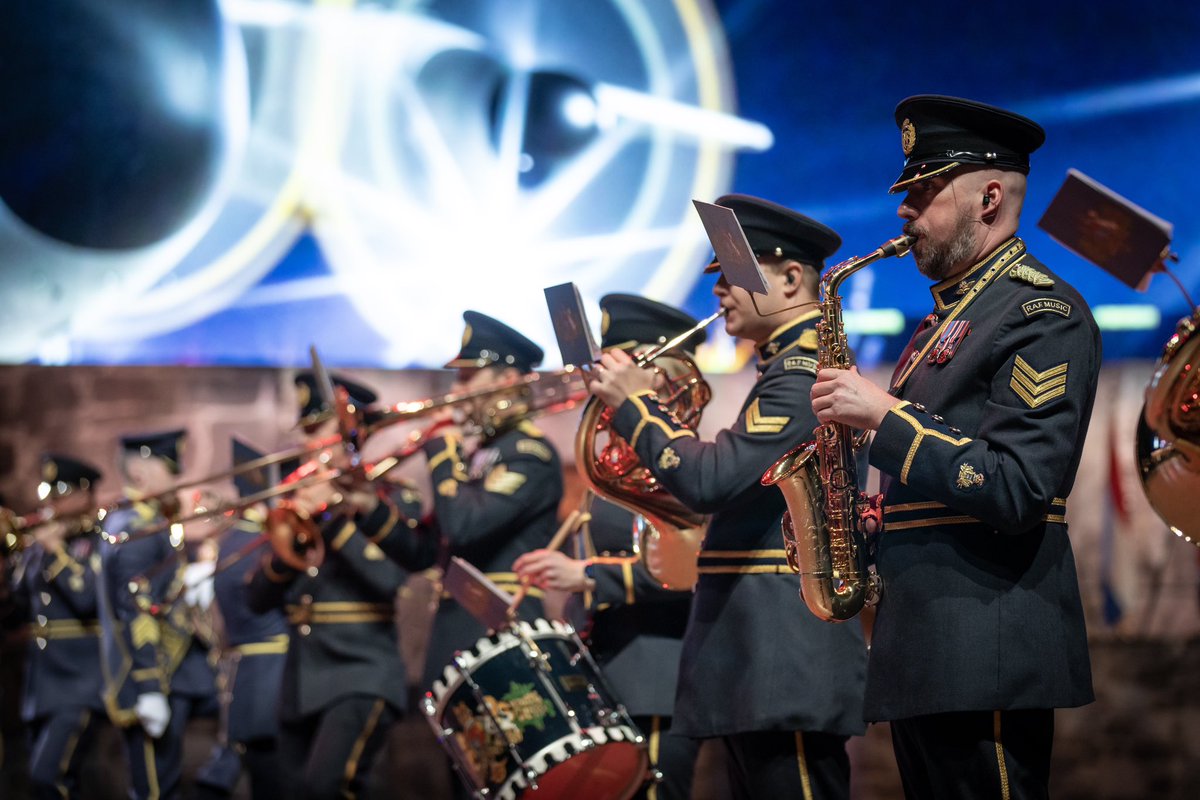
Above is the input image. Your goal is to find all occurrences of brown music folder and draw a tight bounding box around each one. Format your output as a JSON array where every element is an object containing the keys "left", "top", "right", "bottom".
[{"left": 1037, "top": 168, "right": 1173, "bottom": 291}]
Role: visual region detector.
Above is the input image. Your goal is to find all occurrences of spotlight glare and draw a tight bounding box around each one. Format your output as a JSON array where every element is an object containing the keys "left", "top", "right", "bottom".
[{"left": 562, "top": 91, "right": 598, "bottom": 129}]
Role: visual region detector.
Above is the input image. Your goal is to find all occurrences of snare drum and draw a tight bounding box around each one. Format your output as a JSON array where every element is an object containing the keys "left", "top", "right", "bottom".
[{"left": 423, "top": 618, "right": 648, "bottom": 800}]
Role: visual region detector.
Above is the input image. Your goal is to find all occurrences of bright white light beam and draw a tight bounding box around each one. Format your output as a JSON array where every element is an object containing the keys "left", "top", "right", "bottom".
[{"left": 594, "top": 83, "right": 774, "bottom": 152}]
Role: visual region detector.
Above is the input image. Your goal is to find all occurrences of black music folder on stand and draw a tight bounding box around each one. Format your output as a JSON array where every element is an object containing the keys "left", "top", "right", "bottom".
[
  {"left": 544, "top": 282, "right": 601, "bottom": 368},
  {"left": 442, "top": 556, "right": 515, "bottom": 631},
  {"left": 1037, "top": 168, "right": 1173, "bottom": 291},
  {"left": 693, "top": 199, "right": 770, "bottom": 295}
]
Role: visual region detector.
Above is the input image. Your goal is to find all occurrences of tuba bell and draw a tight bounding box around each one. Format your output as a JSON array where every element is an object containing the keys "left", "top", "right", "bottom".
[
  {"left": 1136, "top": 307, "right": 1200, "bottom": 545},
  {"left": 575, "top": 337, "right": 714, "bottom": 589}
]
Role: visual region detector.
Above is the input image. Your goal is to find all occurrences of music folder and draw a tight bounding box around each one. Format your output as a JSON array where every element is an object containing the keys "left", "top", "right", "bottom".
[
  {"left": 1037, "top": 168, "right": 1173, "bottom": 291},
  {"left": 692, "top": 199, "right": 770, "bottom": 295},
  {"left": 544, "top": 282, "right": 600, "bottom": 368},
  {"left": 442, "top": 556, "right": 515, "bottom": 632}
]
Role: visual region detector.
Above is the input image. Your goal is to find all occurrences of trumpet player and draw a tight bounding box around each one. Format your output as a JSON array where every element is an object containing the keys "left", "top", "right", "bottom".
[
  {"left": 588, "top": 196, "right": 868, "bottom": 800},
  {"left": 97, "top": 429, "right": 218, "bottom": 800},
  {"left": 418, "top": 311, "right": 563, "bottom": 698},
  {"left": 12, "top": 454, "right": 106, "bottom": 799},
  {"left": 245, "top": 373, "right": 435, "bottom": 800},
  {"left": 811, "top": 96, "right": 1099, "bottom": 800},
  {"left": 514, "top": 293, "right": 704, "bottom": 800}
]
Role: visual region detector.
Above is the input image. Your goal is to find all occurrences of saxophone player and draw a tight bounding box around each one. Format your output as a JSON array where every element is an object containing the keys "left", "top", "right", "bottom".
[
  {"left": 589, "top": 196, "right": 867, "bottom": 800},
  {"left": 811, "top": 96, "right": 1098, "bottom": 798}
]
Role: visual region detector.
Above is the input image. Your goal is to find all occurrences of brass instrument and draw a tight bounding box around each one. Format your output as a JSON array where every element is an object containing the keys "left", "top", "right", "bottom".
[
  {"left": 762, "top": 234, "right": 915, "bottom": 622},
  {"left": 2, "top": 508, "right": 98, "bottom": 556},
  {"left": 366, "top": 367, "right": 588, "bottom": 438},
  {"left": 576, "top": 312, "right": 721, "bottom": 589},
  {"left": 1137, "top": 307, "right": 1200, "bottom": 545}
]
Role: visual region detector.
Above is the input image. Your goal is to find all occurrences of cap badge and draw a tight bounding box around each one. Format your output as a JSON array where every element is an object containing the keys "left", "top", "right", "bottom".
[
  {"left": 600, "top": 309, "right": 610, "bottom": 337},
  {"left": 900, "top": 118, "right": 917, "bottom": 156},
  {"left": 42, "top": 460, "right": 58, "bottom": 482},
  {"left": 461, "top": 323, "right": 473, "bottom": 349}
]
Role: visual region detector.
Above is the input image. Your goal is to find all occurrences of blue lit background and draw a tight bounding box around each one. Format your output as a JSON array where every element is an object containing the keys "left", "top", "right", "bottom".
[
  {"left": 1, "top": 0, "right": 1196, "bottom": 368},
  {"left": 694, "top": 0, "right": 1200, "bottom": 363}
]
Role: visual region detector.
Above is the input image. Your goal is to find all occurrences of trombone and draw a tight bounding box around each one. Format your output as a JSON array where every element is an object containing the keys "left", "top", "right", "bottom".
[{"left": 98, "top": 367, "right": 591, "bottom": 568}]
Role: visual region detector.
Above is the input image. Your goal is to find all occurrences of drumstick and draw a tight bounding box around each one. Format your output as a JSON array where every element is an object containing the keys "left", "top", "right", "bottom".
[{"left": 507, "top": 508, "right": 587, "bottom": 617}]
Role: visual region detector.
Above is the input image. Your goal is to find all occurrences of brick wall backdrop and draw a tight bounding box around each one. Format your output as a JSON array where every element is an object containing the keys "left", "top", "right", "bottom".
[{"left": 2, "top": 363, "right": 1198, "bottom": 798}]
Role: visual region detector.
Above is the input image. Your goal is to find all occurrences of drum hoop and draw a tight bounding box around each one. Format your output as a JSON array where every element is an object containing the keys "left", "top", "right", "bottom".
[
  {"left": 430, "top": 618, "right": 577, "bottom": 711},
  {"left": 496, "top": 724, "right": 646, "bottom": 800}
]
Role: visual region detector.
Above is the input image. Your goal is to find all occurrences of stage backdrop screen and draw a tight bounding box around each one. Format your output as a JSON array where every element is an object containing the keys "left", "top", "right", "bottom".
[{"left": 0, "top": 0, "right": 1195, "bottom": 370}]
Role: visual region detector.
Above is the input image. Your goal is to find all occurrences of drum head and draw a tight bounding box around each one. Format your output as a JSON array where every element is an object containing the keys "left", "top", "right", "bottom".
[{"left": 525, "top": 740, "right": 647, "bottom": 800}]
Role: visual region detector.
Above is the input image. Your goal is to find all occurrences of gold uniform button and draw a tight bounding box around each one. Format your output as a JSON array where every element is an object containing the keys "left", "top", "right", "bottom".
[
  {"left": 40, "top": 592, "right": 52, "bottom": 606},
  {"left": 299, "top": 624, "right": 312, "bottom": 637},
  {"left": 36, "top": 638, "right": 47, "bottom": 650},
  {"left": 300, "top": 594, "right": 313, "bottom": 605}
]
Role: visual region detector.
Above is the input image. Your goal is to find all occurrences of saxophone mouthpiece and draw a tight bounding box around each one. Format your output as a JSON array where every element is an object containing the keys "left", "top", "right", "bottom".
[{"left": 881, "top": 234, "right": 917, "bottom": 259}]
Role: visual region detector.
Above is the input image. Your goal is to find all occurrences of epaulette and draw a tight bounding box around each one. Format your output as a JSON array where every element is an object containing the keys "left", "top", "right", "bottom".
[
  {"left": 1009, "top": 263, "right": 1054, "bottom": 288},
  {"left": 516, "top": 439, "right": 554, "bottom": 463},
  {"left": 517, "top": 420, "right": 545, "bottom": 438}
]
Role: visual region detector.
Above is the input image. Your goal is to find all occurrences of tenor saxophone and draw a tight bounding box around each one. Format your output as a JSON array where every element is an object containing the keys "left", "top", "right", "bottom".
[{"left": 761, "top": 234, "right": 915, "bottom": 622}]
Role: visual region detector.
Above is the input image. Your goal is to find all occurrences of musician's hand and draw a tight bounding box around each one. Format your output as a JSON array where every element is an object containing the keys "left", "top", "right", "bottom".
[
  {"left": 339, "top": 484, "right": 380, "bottom": 516},
  {"left": 135, "top": 692, "right": 171, "bottom": 739},
  {"left": 811, "top": 367, "right": 894, "bottom": 430},
  {"left": 292, "top": 467, "right": 344, "bottom": 517},
  {"left": 588, "top": 348, "right": 656, "bottom": 409},
  {"left": 33, "top": 518, "right": 67, "bottom": 550},
  {"left": 513, "top": 550, "right": 592, "bottom": 593}
]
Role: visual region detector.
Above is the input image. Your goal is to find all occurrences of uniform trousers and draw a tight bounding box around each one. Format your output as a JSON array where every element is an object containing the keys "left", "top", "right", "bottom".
[
  {"left": 890, "top": 709, "right": 1054, "bottom": 800},
  {"left": 194, "top": 740, "right": 282, "bottom": 800},
  {"left": 27, "top": 709, "right": 99, "bottom": 800},
  {"left": 721, "top": 730, "right": 850, "bottom": 800},
  {"left": 278, "top": 695, "right": 396, "bottom": 800},
  {"left": 125, "top": 693, "right": 219, "bottom": 800},
  {"left": 635, "top": 715, "right": 698, "bottom": 800}
]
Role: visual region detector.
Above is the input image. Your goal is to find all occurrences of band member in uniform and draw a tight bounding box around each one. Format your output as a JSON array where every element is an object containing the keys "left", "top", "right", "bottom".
[
  {"left": 811, "top": 96, "right": 1099, "bottom": 799},
  {"left": 14, "top": 454, "right": 107, "bottom": 799},
  {"left": 589, "top": 196, "right": 868, "bottom": 800},
  {"left": 246, "top": 373, "right": 434, "bottom": 800},
  {"left": 98, "top": 428, "right": 218, "bottom": 800},
  {"left": 194, "top": 440, "right": 295, "bottom": 800},
  {"left": 514, "top": 293, "right": 703, "bottom": 800},
  {"left": 419, "top": 312, "right": 563, "bottom": 690}
]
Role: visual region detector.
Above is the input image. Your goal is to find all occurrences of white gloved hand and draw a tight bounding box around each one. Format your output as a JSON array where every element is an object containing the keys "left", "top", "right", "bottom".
[
  {"left": 135, "top": 692, "right": 171, "bottom": 738},
  {"left": 183, "top": 561, "right": 216, "bottom": 610}
]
